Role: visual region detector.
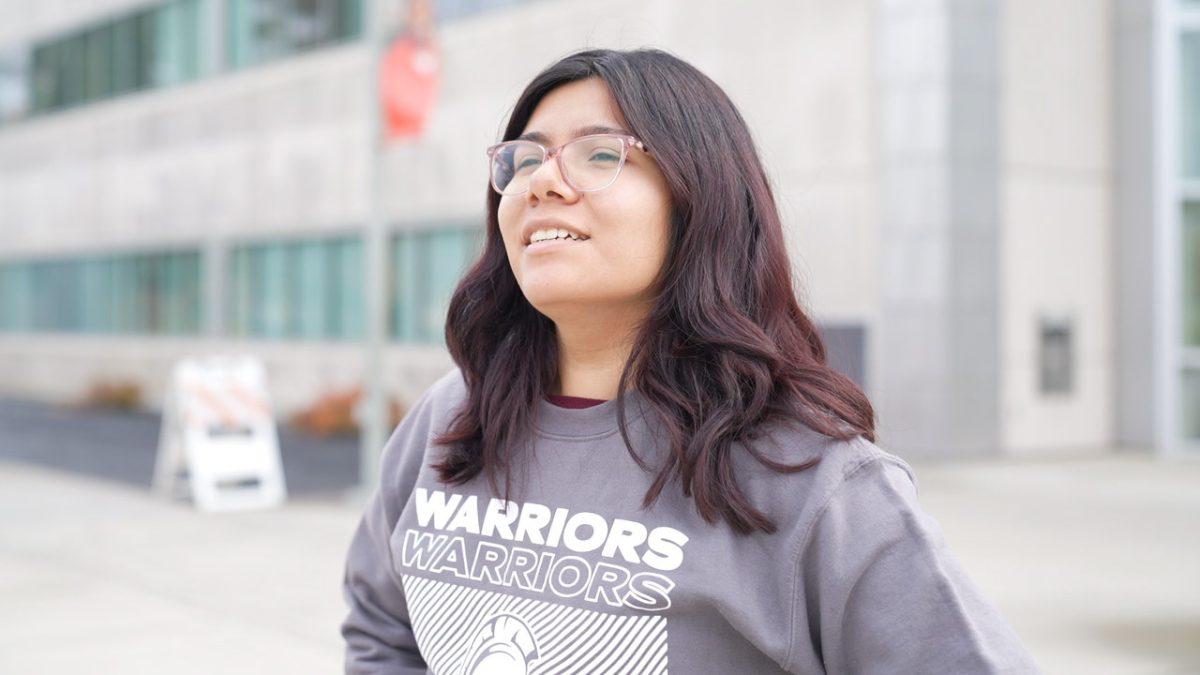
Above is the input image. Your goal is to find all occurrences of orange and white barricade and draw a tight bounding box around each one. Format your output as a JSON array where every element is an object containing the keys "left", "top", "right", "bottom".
[{"left": 154, "top": 355, "right": 288, "bottom": 512}]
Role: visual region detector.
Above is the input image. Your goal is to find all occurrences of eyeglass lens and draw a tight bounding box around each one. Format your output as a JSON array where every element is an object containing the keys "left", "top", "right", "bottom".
[{"left": 491, "top": 136, "right": 627, "bottom": 195}]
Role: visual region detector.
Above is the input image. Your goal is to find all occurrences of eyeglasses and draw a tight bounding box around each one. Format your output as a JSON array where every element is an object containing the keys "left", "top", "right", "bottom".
[{"left": 485, "top": 133, "right": 650, "bottom": 197}]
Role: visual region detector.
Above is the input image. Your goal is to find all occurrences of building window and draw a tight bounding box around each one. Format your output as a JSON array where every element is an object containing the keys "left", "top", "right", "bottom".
[
  {"left": 1183, "top": 203, "right": 1199, "bottom": 441},
  {"left": 1183, "top": 31, "right": 1200, "bottom": 180},
  {"left": 3, "top": 0, "right": 369, "bottom": 125},
  {"left": 1179, "top": 16, "right": 1200, "bottom": 442},
  {"left": 0, "top": 251, "right": 202, "bottom": 334},
  {"left": 390, "top": 226, "right": 482, "bottom": 344},
  {"left": 0, "top": 46, "right": 29, "bottom": 123},
  {"left": 436, "top": 0, "right": 549, "bottom": 23},
  {"left": 25, "top": 0, "right": 204, "bottom": 115},
  {"left": 1186, "top": 203, "right": 1200, "bottom": 348},
  {"left": 227, "top": 235, "right": 363, "bottom": 340},
  {"left": 226, "top": 0, "right": 362, "bottom": 69}
]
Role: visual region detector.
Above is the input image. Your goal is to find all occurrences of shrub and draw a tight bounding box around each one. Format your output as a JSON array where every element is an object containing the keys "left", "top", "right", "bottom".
[
  {"left": 290, "top": 387, "right": 410, "bottom": 437},
  {"left": 82, "top": 380, "right": 143, "bottom": 411}
]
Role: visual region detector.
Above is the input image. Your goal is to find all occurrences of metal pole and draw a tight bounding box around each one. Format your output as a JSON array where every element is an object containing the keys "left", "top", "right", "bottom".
[{"left": 357, "top": 0, "right": 388, "bottom": 501}]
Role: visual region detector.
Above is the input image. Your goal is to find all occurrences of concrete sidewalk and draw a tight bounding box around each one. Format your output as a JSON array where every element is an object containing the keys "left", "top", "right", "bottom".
[
  {"left": 0, "top": 461, "right": 362, "bottom": 674},
  {"left": 0, "top": 452, "right": 1197, "bottom": 674}
]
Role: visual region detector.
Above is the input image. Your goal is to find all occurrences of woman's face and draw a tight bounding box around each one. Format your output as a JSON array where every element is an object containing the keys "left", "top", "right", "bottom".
[{"left": 497, "top": 77, "right": 673, "bottom": 322}]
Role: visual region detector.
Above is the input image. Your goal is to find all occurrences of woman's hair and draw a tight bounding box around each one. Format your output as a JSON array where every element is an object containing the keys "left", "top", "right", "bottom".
[{"left": 431, "top": 47, "right": 875, "bottom": 535}]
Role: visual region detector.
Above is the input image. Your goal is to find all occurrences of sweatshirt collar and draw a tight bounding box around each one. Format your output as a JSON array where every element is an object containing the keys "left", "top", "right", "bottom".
[{"left": 531, "top": 386, "right": 651, "bottom": 439}]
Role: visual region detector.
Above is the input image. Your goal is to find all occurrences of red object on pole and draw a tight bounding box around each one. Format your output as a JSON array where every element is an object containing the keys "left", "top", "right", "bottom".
[{"left": 380, "top": 0, "right": 439, "bottom": 139}]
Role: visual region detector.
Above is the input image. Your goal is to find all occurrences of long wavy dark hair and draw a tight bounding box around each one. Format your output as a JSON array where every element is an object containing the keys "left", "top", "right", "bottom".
[{"left": 431, "top": 47, "right": 875, "bottom": 535}]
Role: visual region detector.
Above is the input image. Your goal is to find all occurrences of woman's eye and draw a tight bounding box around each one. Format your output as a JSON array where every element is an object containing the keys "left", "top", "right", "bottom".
[{"left": 589, "top": 151, "right": 619, "bottom": 163}]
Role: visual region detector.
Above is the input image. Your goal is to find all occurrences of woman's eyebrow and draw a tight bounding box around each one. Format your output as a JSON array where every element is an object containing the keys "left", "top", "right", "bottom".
[{"left": 515, "top": 124, "right": 631, "bottom": 143}]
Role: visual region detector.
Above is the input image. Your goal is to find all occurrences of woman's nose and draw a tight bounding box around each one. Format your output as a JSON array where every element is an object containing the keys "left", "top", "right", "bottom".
[{"left": 526, "top": 153, "right": 574, "bottom": 200}]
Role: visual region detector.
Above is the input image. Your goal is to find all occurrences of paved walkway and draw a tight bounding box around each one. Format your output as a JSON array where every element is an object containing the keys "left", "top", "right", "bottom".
[
  {"left": 0, "top": 398, "right": 360, "bottom": 498},
  {"left": 0, "top": 406, "right": 1197, "bottom": 673}
]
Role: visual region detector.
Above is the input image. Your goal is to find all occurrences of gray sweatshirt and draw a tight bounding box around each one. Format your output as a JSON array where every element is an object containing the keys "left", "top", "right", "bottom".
[{"left": 341, "top": 367, "right": 1042, "bottom": 674}]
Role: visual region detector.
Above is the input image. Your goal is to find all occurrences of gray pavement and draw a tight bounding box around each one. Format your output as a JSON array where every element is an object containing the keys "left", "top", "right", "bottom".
[
  {"left": 0, "top": 398, "right": 360, "bottom": 498},
  {"left": 0, "top": 400, "right": 1197, "bottom": 673}
]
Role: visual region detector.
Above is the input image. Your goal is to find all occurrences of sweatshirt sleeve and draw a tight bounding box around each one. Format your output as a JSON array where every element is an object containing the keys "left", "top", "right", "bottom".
[
  {"left": 789, "top": 456, "right": 1042, "bottom": 674},
  {"left": 340, "top": 389, "right": 437, "bottom": 674}
]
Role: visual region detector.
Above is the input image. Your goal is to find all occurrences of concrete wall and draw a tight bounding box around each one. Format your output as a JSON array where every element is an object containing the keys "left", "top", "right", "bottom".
[
  {"left": 999, "top": 0, "right": 1115, "bottom": 455},
  {"left": 875, "top": 0, "right": 1004, "bottom": 459}
]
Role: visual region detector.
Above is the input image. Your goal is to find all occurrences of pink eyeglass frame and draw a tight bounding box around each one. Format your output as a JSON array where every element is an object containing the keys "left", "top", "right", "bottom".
[{"left": 485, "top": 133, "right": 651, "bottom": 196}]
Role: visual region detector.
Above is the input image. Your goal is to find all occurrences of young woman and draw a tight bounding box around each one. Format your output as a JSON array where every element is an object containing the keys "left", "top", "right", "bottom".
[{"left": 342, "top": 48, "right": 1042, "bottom": 674}]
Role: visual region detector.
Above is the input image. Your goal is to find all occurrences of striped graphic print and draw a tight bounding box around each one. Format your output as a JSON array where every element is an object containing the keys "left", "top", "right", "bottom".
[{"left": 402, "top": 574, "right": 669, "bottom": 675}]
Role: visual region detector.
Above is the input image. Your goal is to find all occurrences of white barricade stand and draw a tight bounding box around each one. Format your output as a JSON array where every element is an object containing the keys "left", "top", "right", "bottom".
[{"left": 153, "top": 355, "right": 288, "bottom": 512}]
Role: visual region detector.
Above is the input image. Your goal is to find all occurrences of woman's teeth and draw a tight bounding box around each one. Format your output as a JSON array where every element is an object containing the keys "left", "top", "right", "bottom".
[{"left": 529, "top": 230, "right": 589, "bottom": 244}]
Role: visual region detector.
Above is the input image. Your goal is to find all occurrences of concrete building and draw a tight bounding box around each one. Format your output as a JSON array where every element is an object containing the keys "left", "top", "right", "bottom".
[{"left": 0, "top": 0, "right": 1195, "bottom": 461}]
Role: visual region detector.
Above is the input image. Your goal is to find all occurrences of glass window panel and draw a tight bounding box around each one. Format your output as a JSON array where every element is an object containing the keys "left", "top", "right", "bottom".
[
  {"left": 1183, "top": 32, "right": 1200, "bottom": 180},
  {"left": 227, "top": 247, "right": 249, "bottom": 336},
  {"left": 178, "top": 0, "right": 203, "bottom": 81},
  {"left": 226, "top": 0, "right": 255, "bottom": 68},
  {"left": 1, "top": 263, "right": 14, "bottom": 331},
  {"left": 80, "top": 258, "right": 105, "bottom": 332},
  {"left": 248, "top": 245, "right": 266, "bottom": 336},
  {"left": 134, "top": 255, "right": 150, "bottom": 332},
  {"left": 226, "top": 236, "right": 362, "bottom": 340},
  {"left": 260, "top": 244, "right": 288, "bottom": 338},
  {"left": 166, "top": 253, "right": 182, "bottom": 334},
  {"left": 391, "top": 232, "right": 421, "bottom": 342},
  {"left": 154, "top": 253, "right": 170, "bottom": 332},
  {"left": 30, "top": 261, "right": 48, "bottom": 330},
  {"left": 67, "top": 260, "right": 84, "bottom": 331},
  {"left": 0, "top": 264, "right": 11, "bottom": 331},
  {"left": 388, "top": 227, "right": 481, "bottom": 344},
  {"left": 1186, "top": 202, "right": 1200, "bottom": 346},
  {"left": 438, "top": 0, "right": 530, "bottom": 23},
  {"left": 15, "top": 263, "right": 33, "bottom": 331},
  {"left": 0, "top": 45, "right": 31, "bottom": 123},
  {"left": 122, "top": 256, "right": 137, "bottom": 332},
  {"left": 138, "top": 254, "right": 153, "bottom": 332},
  {"left": 126, "top": 256, "right": 143, "bottom": 333},
  {"left": 0, "top": 264, "right": 10, "bottom": 330},
  {"left": 226, "top": 0, "right": 363, "bottom": 69},
  {"left": 182, "top": 251, "right": 203, "bottom": 334},
  {"left": 0, "top": 252, "right": 199, "bottom": 335},
  {"left": 283, "top": 242, "right": 302, "bottom": 336},
  {"left": 323, "top": 239, "right": 341, "bottom": 337},
  {"left": 47, "top": 260, "right": 64, "bottom": 330},
  {"left": 0, "top": 262, "right": 32, "bottom": 331},
  {"left": 111, "top": 16, "right": 139, "bottom": 94},
  {"left": 335, "top": 237, "right": 364, "bottom": 340},
  {"left": 30, "top": 44, "right": 56, "bottom": 111},
  {"left": 136, "top": 9, "right": 159, "bottom": 89},
  {"left": 59, "top": 35, "right": 87, "bottom": 107},
  {"left": 340, "top": 0, "right": 362, "bottom": 39},
  {"left": 151, "top": 0, "right": 203, "bottom": 86},
  {"left": 295, "top": 240, "right": 328, "bottom": 339},
  {"left": 111, "top": 257, "right": 130, "bottom": 332},
  {"left": 162, "top": 252, "right": 181, "bottom": 333},
  {"left": 29, "top": 261, "right": 50, "bottom": 330},
  {"left": 101, "top": 257, "right": 118, "bottom": 333},
  {"left": 411, "top": 231, "right": 433, "bottom": 341},
  {"left": 424, "top": 229, "right": 473, "bottom": 344},
  {"left": 155, "top": 1, "right": 184, "bottom": 86},
  {"left": 85, "top": 25, "right": 114, "bottom": 101}
]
